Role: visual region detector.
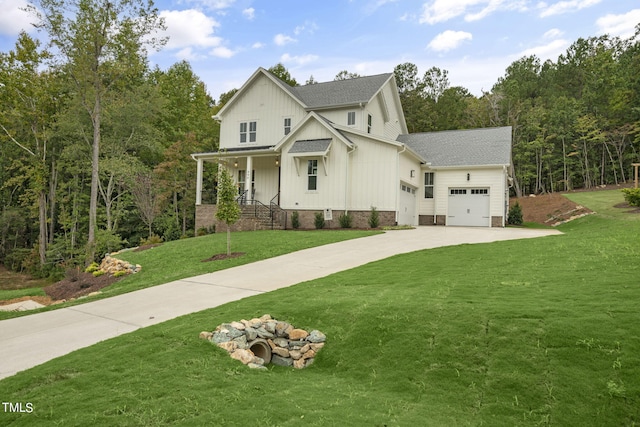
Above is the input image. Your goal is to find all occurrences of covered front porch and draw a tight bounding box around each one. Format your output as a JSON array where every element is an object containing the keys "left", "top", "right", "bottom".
[{"left": 192, "top": 146, "right": 284, "bottom": 232}]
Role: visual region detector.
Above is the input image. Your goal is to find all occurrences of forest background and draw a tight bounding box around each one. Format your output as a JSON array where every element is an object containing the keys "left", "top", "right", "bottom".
[{"left": 1, "top": 0, "right": 639, "bottom": 278}]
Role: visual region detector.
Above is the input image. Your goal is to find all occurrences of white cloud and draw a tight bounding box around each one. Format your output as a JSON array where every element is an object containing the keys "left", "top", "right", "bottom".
[
  {"left": 596, "top": 9, "right": 640, "bottom": 39},
  {"left": 428, "top": 30, "right": 473, "bottom": 52},
  {"left": 194, "top": 0, "right": 236, "bottom": 10},
  {"left": 0, "top": 0, "right": 35, "bottom": 36},
  {"left": 160, "top": 10, "right": 221, "bottom": 50},
  {"left": 419, "top": 0, "right": 528, "bottom": 24},
  {"left": 242, "top": 8, "right": 255, "bottom": 20},
  {"left": 294, "top": 21, "right": 319, "bottom": 36},
  {"left": 515, "top": 38, "right": 569, "bottom": 59},
  {"left": 211, "top": 46, "right": 235, "bottom": 58},
  {"left": 274, "top": 33, "right": 296, "bottom": 46},
  {"left": 538, "top": 0, "right": 601, "bottom": 18},
  {"left": 543, "top": 28, "right": 564, "bottom": 39},
  {"left": 281, "top": 53, "right": 319, "bottom": 66},
  {"left": 252, "top": 42, "right": 265, "bottom": 49}
]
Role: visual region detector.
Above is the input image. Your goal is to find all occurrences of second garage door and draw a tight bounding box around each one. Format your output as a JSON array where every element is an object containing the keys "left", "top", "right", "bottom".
[{"left": 447, "top": 188, "right": 490, "bottom": 227}]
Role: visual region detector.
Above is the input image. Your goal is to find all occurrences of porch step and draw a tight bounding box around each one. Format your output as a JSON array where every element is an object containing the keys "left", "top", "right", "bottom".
[{"left": 239, "top": 204, "right": 284, "bottom": 230}]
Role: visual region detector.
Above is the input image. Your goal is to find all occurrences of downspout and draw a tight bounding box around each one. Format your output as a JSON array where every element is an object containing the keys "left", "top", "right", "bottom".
[
  {"left": 397, "top": 144, "right": 406, "bottom": 225},
  {"left": 345, "top": 144, "right": 356, "bottom": 213}
]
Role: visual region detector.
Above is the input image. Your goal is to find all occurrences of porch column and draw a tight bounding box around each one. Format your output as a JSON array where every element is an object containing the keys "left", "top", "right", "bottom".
[
  {"left": 245, "top": 155, "right": 253, "bottom": 197},
  {"left": 195, "top": 157, "right": 203, "bottom": 205}
]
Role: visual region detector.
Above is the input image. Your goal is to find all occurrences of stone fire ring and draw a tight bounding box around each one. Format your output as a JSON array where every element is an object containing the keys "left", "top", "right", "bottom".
[{"left": 199, "top": 314, "right": 326, "bottom": 370}]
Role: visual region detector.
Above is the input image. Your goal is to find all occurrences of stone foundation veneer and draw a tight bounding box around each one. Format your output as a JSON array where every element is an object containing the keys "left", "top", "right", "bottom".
[
  {"left": 419, "top": 215, "right": 504, "bottom": 227},
  {"left": 284, "top": 209, "right": 396, "bottom": 229}
]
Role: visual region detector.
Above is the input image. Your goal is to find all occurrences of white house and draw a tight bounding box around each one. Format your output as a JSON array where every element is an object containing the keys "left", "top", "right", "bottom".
[{"left": 192, "top": 68, "right": 512, "bottom": 230}]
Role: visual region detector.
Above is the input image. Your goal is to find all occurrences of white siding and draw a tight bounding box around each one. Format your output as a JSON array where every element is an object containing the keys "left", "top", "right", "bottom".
[
  {"left": 423, "top": 167, "right": 507, "bottom": 222},
  {"left": 219, "top": 74, "right": 306, "bottom": 149},
  {"left": 278, "top": 122, "right": 348, "bottom": 210},
  {"left": 348, "top": 134, "right": 399, "bottom": 211}
]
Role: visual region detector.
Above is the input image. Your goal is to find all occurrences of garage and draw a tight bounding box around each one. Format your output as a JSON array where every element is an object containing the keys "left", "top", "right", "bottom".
[
  {"left": 447, "top": 188, "right": 490, "bottom": 227},
  {"left": 398, "top": 183, "right": 417, "bottom": 225}
]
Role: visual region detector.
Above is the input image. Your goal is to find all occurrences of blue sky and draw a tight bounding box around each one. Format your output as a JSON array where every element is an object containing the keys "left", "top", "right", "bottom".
[{"left": 1, "top": 0, "right": 639, "bottom": 101}]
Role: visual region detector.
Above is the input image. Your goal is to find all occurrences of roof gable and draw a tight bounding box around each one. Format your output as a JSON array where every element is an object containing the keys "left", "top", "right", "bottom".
[
  {"left": 274, "top": 111, "right": 354, "bottom": 152},
  {"left": 398, "top": 127, "right": 512, "bottom": 168},
  {"left": 290, "top": 73, "right": 394, "bottom": 109}
]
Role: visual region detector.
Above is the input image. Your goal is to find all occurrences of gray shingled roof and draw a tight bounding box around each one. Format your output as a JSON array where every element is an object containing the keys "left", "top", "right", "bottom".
[
  {"left": 290, "top": 73, "right": 393, "bottom": 109},
  {"left": 397, "top": 127, "right": 512, "bottom": 167},
  {"left": 289, "top": 139, "right": 332, "bottom": 154}
]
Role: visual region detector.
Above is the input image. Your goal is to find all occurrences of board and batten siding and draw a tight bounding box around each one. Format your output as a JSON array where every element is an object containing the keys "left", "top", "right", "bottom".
[
  {"left": 347, "top": 134, "right": 400, "bottom": 211},
  {"left": 421, "top": 168, "right": 507, "bottom": 219},
  {"left": 219, "top": 74, "right": 306, "bottom": 150},
  {"left": 278, "top": 125, "right": 348, "bottom": 210}
]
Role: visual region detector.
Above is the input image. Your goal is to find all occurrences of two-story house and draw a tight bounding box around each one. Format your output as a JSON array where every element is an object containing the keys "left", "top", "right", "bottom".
[{"left": 192, "top": 67, "right": 512, "bottom": 230}]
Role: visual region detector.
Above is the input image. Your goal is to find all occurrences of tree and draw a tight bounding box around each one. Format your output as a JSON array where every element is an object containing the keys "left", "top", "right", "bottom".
[
  {"left": 215, "top": 167, "right": 240, "bottom": 256},
  {"left": 130, "top": 170, "right": 164, "bottom": 238},
  {"left": 268, "top": 63, "right": 298, "bottom": 86},
  {"left": 29, "top": 0, "right": 166, "bottom": 262},
  {"left": 334, "top": 70, "right": 361, "bottom": 80}
]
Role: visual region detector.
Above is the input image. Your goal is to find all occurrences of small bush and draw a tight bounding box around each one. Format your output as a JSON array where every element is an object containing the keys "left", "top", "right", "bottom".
[
  {"left": 113, "top": 270, "right": 128, "bottom": 278},
  {"left": 508, "top": 202, "right": 523, "bottom": 225},
  {"left": 140, "top": 233, "right": 163, "bottom": 246},
  {"left": 291, "top": 211, "right": 300, "bottom": 229},
  {"left": 314, "top": 212, "right": 325, "bottom": 229},
  {"left": 196, "top": 227, "right": 209, "bottom": 236},
  {"left": 84, "top": 262, "right": 100, "bottom": 273},
  {"left": 65, "top": 267, "right": 82, "bottom": 282},
  {"left": 368, "top": 206, "right": 379, "bottom": 228},
  {"left": 92, "top": 270, "right": 105, "bottom": 277},
  {"left": 339, "top": 212, "right": 353, "bottom": 228},
  {"left": 622, "top": 188, "right": 640, "bottom": 207}
]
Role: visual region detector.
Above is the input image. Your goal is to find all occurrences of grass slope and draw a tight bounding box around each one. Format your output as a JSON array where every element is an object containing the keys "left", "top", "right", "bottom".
[
  {"left": 1, "top": 190, "right": 639, "bottom": 426},
  {"left": 0, "top": 230, "right": 378, "bottom": 320}
]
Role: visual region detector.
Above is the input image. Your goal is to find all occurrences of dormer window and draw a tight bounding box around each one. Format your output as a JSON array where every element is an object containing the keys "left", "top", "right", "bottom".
[
  {"left": 367, "top": 114, "right": 372, "bottom": 133},
  {"left": 240, "top": 121, "right": 257, "bottom": 143},
  {"left": 347, "top": 111, "right": 356, "bottom": 126},
  {"left": 284, "top": 118, "right": 291, "bottom": 135}
]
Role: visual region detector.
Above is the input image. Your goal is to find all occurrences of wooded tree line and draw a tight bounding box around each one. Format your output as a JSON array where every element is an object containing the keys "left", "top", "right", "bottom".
[
  {"left": 393, "top": 26, "right": 640, "bottom": 198},
  {"left": 1, "top": 0, "right": 638, "bottom": 277}
]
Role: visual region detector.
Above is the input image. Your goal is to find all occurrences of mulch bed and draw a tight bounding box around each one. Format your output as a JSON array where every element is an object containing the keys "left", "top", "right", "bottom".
[
  {"left": 43, "top": 272, "right": 121, "bottom": 301},
  {"left": 202, "top": 252, "right": 245, "bottom": 262}
]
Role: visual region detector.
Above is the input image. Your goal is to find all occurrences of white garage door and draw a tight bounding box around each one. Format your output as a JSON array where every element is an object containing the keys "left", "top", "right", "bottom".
[
  {"left": 398, "top": 183, "right": 417, "bottom": 226},
  {"left": 447, "top": 188, "right": 490, "bottom": 227}
]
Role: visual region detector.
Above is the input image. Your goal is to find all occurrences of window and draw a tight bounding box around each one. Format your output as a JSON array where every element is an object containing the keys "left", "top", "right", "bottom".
[
  {"left": 240, "top": 122, "right": 247, "bottom": 143},
  {"left": 424, "top": 172, "right": 434, "bottom": 199},
  {"left": 347, "top": 111, "right": 356, "bottom": 126},
  {"left": 249, "top": 121, "right": 257, "bottom": 142},
  {"left": 284, "top": 118, "right": 291, "bottom": 135},
  {"left": 450, "top": 189, "right": 467, "bottom": 195},
  {"left": 307, "top": 159, "right": 318, "bottom": 190},
  {"left": 471, "top": 188, "right": 488, "bottom": 195},
  {"left": 240, "top": 121, "right": 257, "bottom": 143},
  {"left": 367, "top": 114, "right": 372, "bottom": 133}
]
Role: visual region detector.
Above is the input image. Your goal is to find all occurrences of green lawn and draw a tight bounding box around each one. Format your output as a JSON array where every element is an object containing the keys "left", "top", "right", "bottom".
[
  {"left": 0, "top": 230, "right": 379, "bottom": 320},
  {"left": 1, "top": 190, "right": 639, "bottom": 426}
]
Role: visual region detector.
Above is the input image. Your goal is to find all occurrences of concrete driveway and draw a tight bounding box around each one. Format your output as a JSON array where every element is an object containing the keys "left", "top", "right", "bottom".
[{"left": 0, "top": 226, "right": 562, "bottom": 380}]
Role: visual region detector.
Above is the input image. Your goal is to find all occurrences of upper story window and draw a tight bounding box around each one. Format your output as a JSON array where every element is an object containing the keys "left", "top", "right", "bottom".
[
  {"left": 367, "top": 114, "right": 372, "bottom": 133},
  {"left": 347, "top": 111, "right": 356, "bottom": 126},
  {"left": 308, "top": 159, "right": 318, "bottom": 190},
  {"left": 240, "top": 121, "right": 257, "bottom": 143},
  {"left": 424, "top": 172, "right": 434, "bottom": 199},
  {"left": 284, "top": 118, "right": 291, "bottom": 135}
]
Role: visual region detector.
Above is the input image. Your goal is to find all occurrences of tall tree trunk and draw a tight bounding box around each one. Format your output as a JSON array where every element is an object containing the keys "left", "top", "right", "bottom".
[
  {"left": 562, "top": 137, "right": 569, "bottom": 191},
  {"left": 49, "top": 157, "right": 57, "bottom": 245},
  {"left": 38, "top": 190, "right": 47, "bottom": 266},
  {"left": 87, "top": 96, "right": 101, "bottom": 263}
]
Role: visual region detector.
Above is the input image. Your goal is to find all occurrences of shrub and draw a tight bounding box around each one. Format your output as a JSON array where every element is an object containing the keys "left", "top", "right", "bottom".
[
  {"left": 196, "top": 227, "right": 209, "bottom": 236},
  {"left": 92, "top": 270, "right": 105, "bottom": 277},
  {"left": 622, "top": 188, "right": 640, "bottom": 207},
  {"left": 339, "top": 212, "right": 353, "bottom": 228},
  {"left": 291, "top": 211, "right": 300, "bottom": 229},
  {"left": 368, "top": 206, "right": 379, "bottom": 228},
  {"left": 314, "top": 212, "right": 325, "bottom": 229},
  {"left": 508, "top": 201, "right": 523, "bottom": 225},
  {"left": 113, "top": 270, "right": 128, "bottom": 278},
  {"left": 84, "top": 262, "right": 100, "bottom": 273},
  {"left": 140, "top": 233, "right": 163, "bottom": 246}
]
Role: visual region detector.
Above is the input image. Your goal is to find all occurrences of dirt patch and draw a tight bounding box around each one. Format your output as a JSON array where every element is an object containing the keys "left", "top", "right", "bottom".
[
  {"left": 0, "top": 265, "right": 51, "bottom": 291},
  {"left": 43, "top": 272, "right": 121, "bottom": 301},
  {"left": 511, "top": 193, "right": 593, "bottom": 226},
  {"left": 0, "top": 295, "right": 56, "bottom": 307},
  {"left": 202, "top": 252, "right": 245, "bottom": 262},
  {"left": 614, "top": 202, "right": 640, "bottom": 214}
]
